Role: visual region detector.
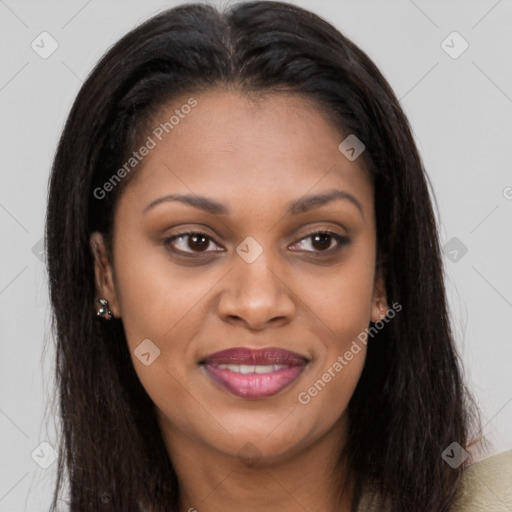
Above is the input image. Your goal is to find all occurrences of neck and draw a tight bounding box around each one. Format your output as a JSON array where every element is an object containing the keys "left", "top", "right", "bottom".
[{"left": 159, "top": 414, "right": 355, "bottom": 512}]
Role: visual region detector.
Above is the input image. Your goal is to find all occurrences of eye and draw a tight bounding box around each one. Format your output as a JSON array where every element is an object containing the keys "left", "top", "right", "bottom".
[
  {"left": 289, "top": 229, "right": 350, "bottom": 254},
  {"left": 163, "top": 231, "right": 224, "bottom": 255},
  {"left": 163, "top": 228, "right": 350, "bottom": 257}
]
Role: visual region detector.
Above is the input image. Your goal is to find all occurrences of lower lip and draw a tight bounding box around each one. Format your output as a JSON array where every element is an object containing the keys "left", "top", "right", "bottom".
[{"left": 202, "top": 364, "right": 306, "bottom": 399}]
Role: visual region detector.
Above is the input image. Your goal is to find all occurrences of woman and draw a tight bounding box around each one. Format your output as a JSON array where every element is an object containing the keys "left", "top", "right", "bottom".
[{"left": 44, "top": 1, "right": 511, "bottom": 511}]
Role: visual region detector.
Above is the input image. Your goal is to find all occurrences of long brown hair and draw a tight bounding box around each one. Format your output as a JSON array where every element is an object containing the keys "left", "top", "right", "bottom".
[{"left": 45, "top": 2, "right": 485, "bottom": 510}]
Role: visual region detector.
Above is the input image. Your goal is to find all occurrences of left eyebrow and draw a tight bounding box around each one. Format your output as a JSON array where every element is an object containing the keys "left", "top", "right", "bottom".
[{"left": 287, "top": 189, "right": 364, "bottom": 219}]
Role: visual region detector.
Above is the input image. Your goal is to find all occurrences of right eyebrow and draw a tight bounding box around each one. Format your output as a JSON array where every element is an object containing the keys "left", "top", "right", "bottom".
[{"left": 143, "top": 194, "right": 229, "bottom": 215}]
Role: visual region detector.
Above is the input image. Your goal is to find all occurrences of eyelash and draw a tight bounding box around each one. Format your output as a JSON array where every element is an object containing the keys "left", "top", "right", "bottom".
[{"left": 162, "top": 229, "right": 350, "bottom": 257}]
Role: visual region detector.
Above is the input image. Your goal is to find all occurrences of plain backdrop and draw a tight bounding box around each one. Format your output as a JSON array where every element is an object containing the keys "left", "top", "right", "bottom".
[{"left": 1, "top": 0, "right": 511, "bottom": 510}]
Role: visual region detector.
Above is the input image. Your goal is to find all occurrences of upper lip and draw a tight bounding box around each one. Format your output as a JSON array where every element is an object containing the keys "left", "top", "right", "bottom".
[{"left": 200, "top": 347, "right": 309, "bottom": 366}]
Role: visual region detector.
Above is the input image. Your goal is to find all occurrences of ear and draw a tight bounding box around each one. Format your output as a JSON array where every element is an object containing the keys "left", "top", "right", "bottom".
[
  {"left": 370, "top": 265, "right": 388, "bottom": 323},
  {"left": 90, "top": 232, "right": 121, "bottom": 318}
]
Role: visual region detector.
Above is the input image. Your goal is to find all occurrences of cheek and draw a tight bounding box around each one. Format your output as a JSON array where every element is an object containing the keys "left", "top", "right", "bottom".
[
  {"left": 112, "top": 233, "right": 223, "bottom": 406},
  {"left": 297, "top": 254, "right": 376, "bottom": 347},
  {"left": 298, "top": 346, "right": 367, "bottom": 422},
  {"left": 297, "top": 297, "right": 369, "bottom": 429},
  {"left": 294, "top": 248, "right": 374, "bottom": 417},
  {"left": 112, "top": 240, "right": 206, "bottom": 428},
  {"left": 112, "top": 233, "right": 200, "bottom": 345}
]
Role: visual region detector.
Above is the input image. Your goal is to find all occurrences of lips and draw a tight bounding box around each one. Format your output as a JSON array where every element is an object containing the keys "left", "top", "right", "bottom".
[{"left": 200, "top": 347, "right": 308, "bottom": 399}]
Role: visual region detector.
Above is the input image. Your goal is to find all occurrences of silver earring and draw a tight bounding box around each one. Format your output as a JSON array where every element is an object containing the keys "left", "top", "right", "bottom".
[{"left": 97, "top": 299, "right": 113, "bottom": 320}]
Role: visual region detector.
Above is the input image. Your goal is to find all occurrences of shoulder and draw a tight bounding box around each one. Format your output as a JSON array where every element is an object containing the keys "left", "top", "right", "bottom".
[
  {"left": 453, "top": 449, "right": 512, "bottom": 511},
  {"left": 357, "top": 450, "right": 512, "bottom": 511}
]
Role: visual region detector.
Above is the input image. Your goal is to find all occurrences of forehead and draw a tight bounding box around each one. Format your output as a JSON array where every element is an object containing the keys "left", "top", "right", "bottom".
[{"left": 117, "top": 89, "right": 373, "bottom": 218}]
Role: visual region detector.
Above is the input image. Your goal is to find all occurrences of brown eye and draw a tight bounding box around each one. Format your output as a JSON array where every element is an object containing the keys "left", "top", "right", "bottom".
[
  {"left": 187, "top": 233, "right": 209, "bottom": 251},
  {"left": 290, "top": 230, "right": 350, "bottom": 254},
  {"left": 164, "top": 231, "right": 223, "bottom": 254},
  {"left": 311, "top": 232, "right": 333, "bottom": 251}
]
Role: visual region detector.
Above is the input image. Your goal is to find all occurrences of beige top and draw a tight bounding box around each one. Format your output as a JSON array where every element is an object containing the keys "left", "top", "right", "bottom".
[{"left": 357, "top": 449, "right": 512, "bottom": 511}]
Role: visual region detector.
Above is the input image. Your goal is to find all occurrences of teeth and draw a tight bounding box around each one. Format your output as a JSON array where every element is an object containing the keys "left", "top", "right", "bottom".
[
  {"left": 240, "top": 365, "right": 254, "bottom": 374},
  {"left": 215, "top": 364, "right": 286, "bottom": 374},
  {"left": 255, "top": 365, "right": 274, "bottom": 374}
]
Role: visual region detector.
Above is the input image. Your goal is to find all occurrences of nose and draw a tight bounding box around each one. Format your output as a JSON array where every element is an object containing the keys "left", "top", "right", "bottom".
[{"left": 217, "top": 250, "right": 295, "bottom": 330}]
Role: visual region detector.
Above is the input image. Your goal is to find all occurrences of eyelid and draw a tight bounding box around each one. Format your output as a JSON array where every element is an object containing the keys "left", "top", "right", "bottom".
[
  {"left": 290, "top": 228, "right": 349, "bottom": 254},
  {"left": 162, "top": 226, "right": 349, "bottom": 256},
  {"left": 163, "top": 229, "right": 224, "bottom": 254}
]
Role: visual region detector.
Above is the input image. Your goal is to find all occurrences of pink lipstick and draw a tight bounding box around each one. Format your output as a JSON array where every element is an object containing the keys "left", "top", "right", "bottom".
[{"left": 200, "top": 347, "right": 308, "bottom": 399}]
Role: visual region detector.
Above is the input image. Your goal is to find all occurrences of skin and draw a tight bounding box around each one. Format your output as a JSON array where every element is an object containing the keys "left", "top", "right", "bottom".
[{"left": 91, "top": 89, "right": 388, "bottom": 512}]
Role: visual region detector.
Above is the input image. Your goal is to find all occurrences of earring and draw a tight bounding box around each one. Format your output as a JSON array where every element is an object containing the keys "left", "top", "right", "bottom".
[
  {"left": 96, "top": 299, "right": 113, "bottom": 320},
  {"left": 378, "top": 303, "right": 386, "bottom": 320}
]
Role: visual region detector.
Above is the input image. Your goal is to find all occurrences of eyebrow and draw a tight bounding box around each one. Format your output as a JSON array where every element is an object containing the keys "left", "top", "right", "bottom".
[{"left": 143, "top": 188, "right": 364, "bottom": 219}]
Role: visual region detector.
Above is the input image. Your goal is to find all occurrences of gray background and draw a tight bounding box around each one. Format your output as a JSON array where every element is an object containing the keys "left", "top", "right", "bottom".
[{"left": 1, "top": 0, "right": 511, "bottom": 510}]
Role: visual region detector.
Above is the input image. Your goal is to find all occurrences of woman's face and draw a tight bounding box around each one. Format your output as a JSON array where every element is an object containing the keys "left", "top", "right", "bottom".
[{"left": 91, "top": 89, "right": 386, "bottom": 466}]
